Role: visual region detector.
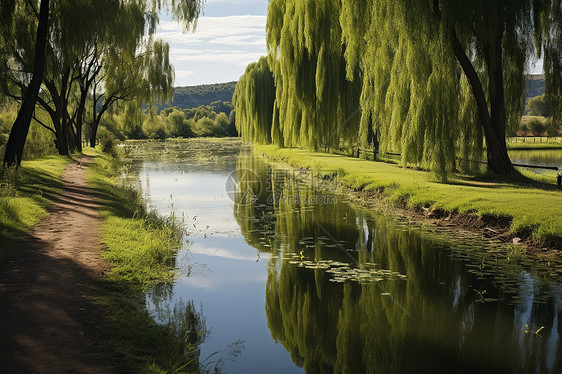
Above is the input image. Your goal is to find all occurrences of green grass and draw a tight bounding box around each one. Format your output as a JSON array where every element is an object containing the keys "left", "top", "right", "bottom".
[
  {"left": 0, "top": 150, "right": 202, "bottom": 372},
  {"left": 84, "top": 148, "right": 202, "bottom": 373},
  {"left": 0, "top": 155, "right": 71, "bottom": 261},
  {"left": 506, "top": 134, "right": 562, "bottom": 150},
  {"left": 507, "top": 142, "right": 562, "bottom": 150},
  {"left": 85, "top": 149, "right": 181, "bottom": 286},
  {"left": 255, "top": 145, "right": 562, "bottom": 248}
]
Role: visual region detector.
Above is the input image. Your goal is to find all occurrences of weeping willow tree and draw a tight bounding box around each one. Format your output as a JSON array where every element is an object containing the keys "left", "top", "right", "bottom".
[
  {"left": 88, "top": 37, "right": 176, "bottom": 149},
  {"left": 536, "top": 1, "right": 562, "bottom": 131},
  {"left": 1, "top": 0, "right": 202, "bottom": 166},
  {"left": 266, "top": 0, "right": 361, "bottom": 150},
  {"left": 340, "top": 0, "right": 562, "bottom": 177},
  {"left": 233, "top": 57, "right": 276, "bottom": 144}
]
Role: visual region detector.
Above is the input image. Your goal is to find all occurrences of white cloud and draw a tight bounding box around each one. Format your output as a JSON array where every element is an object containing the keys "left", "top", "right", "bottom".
[
  {"left": 208, "top": 35, "right": 264, "bottom": 46},
  {"left": 190, "top": 246, "right": 260, "bottom": 262},
  {"left": 156, "top": 16, "right": 266, "bottom": 45},
  {"left": 175, "top": 70, "right": 194, "bottom": 78},
  {"left": 155, "top": 15, "right": 267, "bottom": 85},
  {"left": 173, "top": 52, "right": 264, "bottom": 65}
]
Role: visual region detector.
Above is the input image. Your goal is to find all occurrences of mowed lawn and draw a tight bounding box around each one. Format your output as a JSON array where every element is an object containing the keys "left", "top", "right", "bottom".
[{"left": 256, "top": 145, "right": 562, "bottom": 245}]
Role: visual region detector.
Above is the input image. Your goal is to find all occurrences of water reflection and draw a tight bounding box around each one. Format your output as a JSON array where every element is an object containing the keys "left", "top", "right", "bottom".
[
  {"left": 234, "top": 154, "right": 562, "bottom": 373},
  {"left": 124, "top": 140, "right": 561, "bottom": 373},
  {"left": 126, "top": 139, "right": 303, "bottom": 373},
  {"left": 509, "top": 149, "right": 562, "bottom": 168}
]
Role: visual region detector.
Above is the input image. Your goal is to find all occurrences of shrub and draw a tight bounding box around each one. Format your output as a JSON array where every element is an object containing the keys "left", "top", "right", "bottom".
[
  {"left": 528, "top": 118, "right": 546, "bottom": 135},
  {"left": 167, "top": 109, "right": 193, "bottom": 138},
  {"left": 192, "top": 117, "right": 217, "bottom": 137},
  {"left": 142, "top": 115, "right": 166, "bottom": 140},
  {"left": 526, "top": 94, "right": 550, "bottom": 117},
  {"left": 97, "top": 127, "right": 118, "bottom": 156},
  {"left": 546, "top": 118, "right": 561, "bottom": 136},
  {"left": 24, "top": 123, "right": 57, "bottom": 158}
]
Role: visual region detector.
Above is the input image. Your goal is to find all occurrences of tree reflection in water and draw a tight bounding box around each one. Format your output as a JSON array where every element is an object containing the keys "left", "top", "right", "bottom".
[
  {"left": 147, "top": 284, "right": 207, "bottom": 372},
  {"left": 234, "top": 154, "right": 561, "bottom": 374},
  {"left": 147, "top": 271, "right": 246, "bottom": 373}
]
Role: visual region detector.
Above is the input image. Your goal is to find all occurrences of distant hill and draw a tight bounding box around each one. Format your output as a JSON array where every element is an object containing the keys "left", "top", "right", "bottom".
[
  {"left": 526, "top": 74, "right": 545, "bottom": 102},
  {"left": 164, "top": 82, "right": 237, "bottom": 110},
  {"left": 159, "top": 77, "right": 544, "bottom": 113}
]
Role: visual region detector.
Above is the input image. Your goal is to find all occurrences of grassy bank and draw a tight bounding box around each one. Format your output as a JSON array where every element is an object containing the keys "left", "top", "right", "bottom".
[
  {"left": 507, "top": 142, "right": 562, "bottom": 150},
  {"left": 0, "top": 156, "right": 71, "bottom": 261},
  {"left": 84, "top": 149, "right": 203, "bottom": 374},
  {"left": 255, "top": 145, "right": 562, "bottom": 249},
  {"left": 506, "top": 136, "right": 562, "bottom": 150}
]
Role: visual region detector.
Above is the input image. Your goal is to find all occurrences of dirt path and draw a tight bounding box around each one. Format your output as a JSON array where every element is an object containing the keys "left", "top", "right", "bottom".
[{"left": 0, "top": 157, "right": 114, "bottom": 373}]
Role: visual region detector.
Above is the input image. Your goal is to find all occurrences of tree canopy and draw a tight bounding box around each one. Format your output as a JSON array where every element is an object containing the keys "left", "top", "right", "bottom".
[
  {"left": 233, "top": 57, "right": 276, "bottom": 144},
  {"left": 1, "top": 0, "right": 202, "bottom": 165},
  {"left": 237, "top": 0, "right": 562, "bottom": 178},
  {"left": 266, "top": 0, "right": 361, "bottom": 150},
  {"left": 340, "top": 0, "right": 549, "bottom": 177}
]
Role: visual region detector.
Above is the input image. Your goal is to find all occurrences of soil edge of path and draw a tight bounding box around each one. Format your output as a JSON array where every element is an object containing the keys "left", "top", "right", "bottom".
[{"left": 0, "top": 156, "right": 114, "bottom": 373}]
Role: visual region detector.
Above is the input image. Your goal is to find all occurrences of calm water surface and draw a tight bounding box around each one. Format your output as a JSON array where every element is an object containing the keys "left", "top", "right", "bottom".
[
  {"left": 125, "top": 139, "right": 561, "bottom": 373},
  {"left": 509, "top": 149, "right": 562, "bottom": 168}
]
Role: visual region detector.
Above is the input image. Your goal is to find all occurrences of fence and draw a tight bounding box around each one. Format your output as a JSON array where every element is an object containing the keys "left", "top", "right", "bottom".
[
  {"left": 356, "top": 147, "right": 562, "bottom": 189},
  {"left": 507, "top": 136, "right": 562, "bottom": 143}
]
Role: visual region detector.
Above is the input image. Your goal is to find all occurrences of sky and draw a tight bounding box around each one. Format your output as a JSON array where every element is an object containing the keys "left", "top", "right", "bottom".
[
  {"left": 155, "top": 0, "right": 269, "bottom": 87},
  {"left": 156, "top": 0, "right": 544, "bottom": 87}
]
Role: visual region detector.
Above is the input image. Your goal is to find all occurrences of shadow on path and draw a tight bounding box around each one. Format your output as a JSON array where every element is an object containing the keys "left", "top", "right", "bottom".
[{"left": 0, "top": 157, "right": 114, "bottom": 373}]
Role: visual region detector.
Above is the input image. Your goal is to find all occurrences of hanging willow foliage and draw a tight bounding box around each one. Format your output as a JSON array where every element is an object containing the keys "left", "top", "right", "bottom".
[
  {"left": 238, "top": 0, "right": 561, "bottom": 179},
  {"left": 340, "top": 1, "right": 475, "bottom": 178},
  {"left": 535, "top": 0, "right": 562, "bottom": 131},
  {"left": 233, "top": 57, "right": 276, "bottom": 144},
  {"left": 341, "top": 0, "right": 561, "bottom": 178},
  {"left": 266, "top": 0, "right": 361, "bottom": 151}
]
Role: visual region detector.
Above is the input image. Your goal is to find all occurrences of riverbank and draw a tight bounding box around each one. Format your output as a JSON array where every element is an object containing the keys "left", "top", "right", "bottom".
[
  {"left": 83, "top": 149, "right": 203, "bottom": 373},
  {"left": 506, "top": 137, "right": 562, "bottom": 150},
  {"left": 0, "top": 156, "right": 113, "bottom": 373},
  {"left": 254, "top": 145, "right": 562, "bottom": 251},
  {"left": 0, "top": 151, "right": 201, "bottom": 373}
]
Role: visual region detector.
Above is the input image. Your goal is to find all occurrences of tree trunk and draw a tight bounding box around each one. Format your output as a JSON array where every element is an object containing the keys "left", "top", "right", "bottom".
[
  {"left": 75, "top": 122, "right": 83, "bottom": 153},
  {"left": 2, "top": 0, "right": 50, "bottom": 167},
  {"left": 55, "top": 122, "right": 69, "bottom": 156},
  {"left": 73, "top": 87, "right": 89, "bottom": 153},
  {"left": 484, "top": 15, "right": 514, "bottom": 176},
  {"left": 66, "top": 119, "right": 76, "bottom": 153},
  {"left": 43, "top": 72, "right": 72, "bottom": 156},
  {"left": 450, "top": 26, "right": 514, "bottom": 176},
  {"left": 90, "top": 121, "right": 99, "bottom": 148}
]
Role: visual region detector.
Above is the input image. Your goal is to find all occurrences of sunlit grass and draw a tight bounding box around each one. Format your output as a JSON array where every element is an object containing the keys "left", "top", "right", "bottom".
[
  {"left": 85, "top": 149, "right": 182, "bottom": 285},
  {"left": 507, "top": 142, "right": 562, "bottom": 150},
  {"left": 255, "top": 144, "right": 562, "bottom": 247},
  {"left": 84, "top": 148, "right": 201, "bottom": 373},
  {"left": 0, "top": 155, "right": 71, "bottom": 261}
]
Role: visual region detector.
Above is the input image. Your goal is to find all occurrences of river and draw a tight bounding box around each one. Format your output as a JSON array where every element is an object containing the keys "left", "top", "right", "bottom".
[
  {"left": 123, "top": 139, "right": 561, "bottom": 373},
  {"left": 509, "top": 149, "right": 562, "bottom": 169}
]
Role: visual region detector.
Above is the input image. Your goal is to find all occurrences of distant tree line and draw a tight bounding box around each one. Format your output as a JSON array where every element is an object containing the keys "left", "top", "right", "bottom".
[
  {"left": 525, "top": 76, "right": 545, "bottom": 99},
  {"left": 157, "top": 82, "right": 237, "bottom": 111},
  {"left": 234, "top": 0, "right": 562, "bottom": 179},
  {"left": 93, "top": 102, "right": 236, "bottom": 144}
]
